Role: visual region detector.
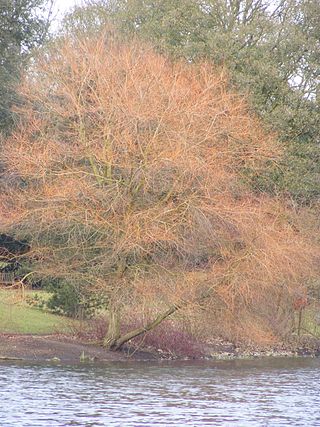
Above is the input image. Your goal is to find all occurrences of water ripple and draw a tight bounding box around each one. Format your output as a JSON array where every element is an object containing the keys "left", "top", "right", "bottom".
[{"left": 0, "top": 358, "right": 319, "bottom": 426}]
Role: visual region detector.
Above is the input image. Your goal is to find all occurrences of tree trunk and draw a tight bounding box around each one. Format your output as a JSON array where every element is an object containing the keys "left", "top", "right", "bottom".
[
  {"left": 107, "top": 287, "right": 215, "bottom": 351},
  {"left": 297, "top": 308, "right": 303, "bottom": 337},
  {"left": 109, "top": 304, "right": 181, "bottom": 351},
  {"left": 104, "top": 259, "right": 127, "bottom": 349},
  {"left": 104, "top": 305, "right": 121, "bottom": 348}
]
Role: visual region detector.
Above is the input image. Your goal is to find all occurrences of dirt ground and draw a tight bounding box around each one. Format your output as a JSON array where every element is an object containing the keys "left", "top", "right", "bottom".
[
  {"left": 0, "top": 334, "right": 138, "bottom": 363},
  {"left": 1, "top": 333, "right": 319, "bottom": 364}
]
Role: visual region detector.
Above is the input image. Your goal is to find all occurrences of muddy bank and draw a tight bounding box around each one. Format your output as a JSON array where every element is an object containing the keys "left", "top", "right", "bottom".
[
  {"left": 0, "top": 333, "right": 319, "bottom": 364},
  {"left": 0, "top": 334, "right": 131, "bottom": 364}
]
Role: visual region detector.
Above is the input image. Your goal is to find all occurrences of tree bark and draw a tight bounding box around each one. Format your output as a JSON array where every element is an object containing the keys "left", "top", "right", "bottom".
[
  {"left": 104, "top": 305, "right": 121, "bottom": 348},
  {"left": 109, "top": 304, "right": 181, "bottom": 351}
]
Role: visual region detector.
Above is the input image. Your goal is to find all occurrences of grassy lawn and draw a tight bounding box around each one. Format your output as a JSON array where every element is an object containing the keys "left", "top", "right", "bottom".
[{"left": 0, "top": 289, "right": 73, "bottom": 334}]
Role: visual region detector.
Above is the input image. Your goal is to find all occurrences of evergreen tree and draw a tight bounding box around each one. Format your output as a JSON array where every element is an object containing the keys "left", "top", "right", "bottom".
[{"left": 0, "top": 0, "right": 51, "bottom": 133}]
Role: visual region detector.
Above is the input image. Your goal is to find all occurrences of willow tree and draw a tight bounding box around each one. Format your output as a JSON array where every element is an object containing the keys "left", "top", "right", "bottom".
[
  {"left": 1, "top": 34, "right": 318, "bottom": 350},
  {"left": 63, "top": 0, "right": 320, "bottom": 203}
]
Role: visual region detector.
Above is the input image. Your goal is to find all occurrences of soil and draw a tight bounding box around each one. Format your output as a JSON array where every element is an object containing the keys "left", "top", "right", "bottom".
[
  {"left": 0, "top": 334, "right": 131, "bottom": 364},
  {"left": 1, "top": 333, "right": 319, "bottom": 364}
]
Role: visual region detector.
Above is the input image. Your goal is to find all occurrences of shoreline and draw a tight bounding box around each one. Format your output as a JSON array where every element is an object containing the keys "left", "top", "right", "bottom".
[{"left": 1, "top": 333, "right": 319, "bottom": 365}]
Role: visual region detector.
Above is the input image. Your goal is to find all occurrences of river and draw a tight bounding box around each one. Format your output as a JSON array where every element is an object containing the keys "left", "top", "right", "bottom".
[{"left": 1, "top": 358, "right": 319, "bottom": 426}]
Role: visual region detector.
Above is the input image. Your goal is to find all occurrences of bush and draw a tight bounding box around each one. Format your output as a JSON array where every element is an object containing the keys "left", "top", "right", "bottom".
[
  {"left": 123, "top": 319, "right": 205, "bottom": 358},
  {"left": 46, "top": 281, "right": 81, "bottom": 317},
  {"left": 72, "top": 316, "right": 109, "bottom": 342},
  {"left": 45, "top": 281, "right": 107, "bottom": 318},
  {"left": 73, "top": 315, "right": 204, "bottom": 358}
]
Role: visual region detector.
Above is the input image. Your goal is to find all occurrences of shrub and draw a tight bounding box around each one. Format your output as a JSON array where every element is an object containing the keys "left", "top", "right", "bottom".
[{"left": 125, "top": 320, "right": 205, "bottom": 358}]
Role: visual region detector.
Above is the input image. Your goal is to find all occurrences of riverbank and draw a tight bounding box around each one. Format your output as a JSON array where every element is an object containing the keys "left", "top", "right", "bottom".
[
  {"left": 0, "top": 334, "right": 127, "bottom": 363},
  {"left": 1, "top": 333, "right": 319, "bottom": 364},
  {"left": 0, "top": 333, "right": 185, "bottom": 363}
]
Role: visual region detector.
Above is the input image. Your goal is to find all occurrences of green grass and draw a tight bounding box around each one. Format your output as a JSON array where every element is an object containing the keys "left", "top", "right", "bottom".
[{"left": 0, "top": 289, "right": 73, "bottom": 334}]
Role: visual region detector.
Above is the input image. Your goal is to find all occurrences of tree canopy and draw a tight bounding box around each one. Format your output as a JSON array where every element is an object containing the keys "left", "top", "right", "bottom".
[
  {"left": 0, "top": 0, "right": 51, "bottom": 133},
  {"left": 62, "top": 0, "right": 320, "bottom": 203},
  {"left": 1, "top": 34, "right": 318, "bottom": 348}
]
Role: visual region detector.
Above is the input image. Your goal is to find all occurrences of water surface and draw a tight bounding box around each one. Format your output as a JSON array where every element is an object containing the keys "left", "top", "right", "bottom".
[{"left": 1, "top": 358, "right": 319, "bottom": 426}]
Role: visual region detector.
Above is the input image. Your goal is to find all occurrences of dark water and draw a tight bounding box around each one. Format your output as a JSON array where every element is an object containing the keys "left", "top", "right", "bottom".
[{"left": 0, "top": 358, "right": 320, "bottom": 426}]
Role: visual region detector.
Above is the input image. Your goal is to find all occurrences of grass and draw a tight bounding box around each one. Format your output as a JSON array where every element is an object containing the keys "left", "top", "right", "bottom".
[{"left": 0, "top": 288, "right": 73, "bottom": 334}]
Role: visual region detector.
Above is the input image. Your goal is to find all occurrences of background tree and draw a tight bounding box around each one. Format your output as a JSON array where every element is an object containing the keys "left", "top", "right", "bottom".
[
  {"left": 1, "top": 34, "right": 318, "bottom": 350},
  {"left": 64, "top": 0, "right": 320, "bottom": 204},
  {"left": 0, "top": 0, "right": 51, "bottom": 133}
]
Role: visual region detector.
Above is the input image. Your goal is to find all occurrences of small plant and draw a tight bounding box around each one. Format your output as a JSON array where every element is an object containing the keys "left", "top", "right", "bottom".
[
  {"left": 45, "top": 281, "right": 108, "bottom": 319},
  {"left": 80, "top": 351, "right": 95, "bottom": 363},
  {"left": 26, "top": 293, "right": 47, "bottom": 310},
  {"left": 44, "top": 281, "right": 80, "bottom": 317}
]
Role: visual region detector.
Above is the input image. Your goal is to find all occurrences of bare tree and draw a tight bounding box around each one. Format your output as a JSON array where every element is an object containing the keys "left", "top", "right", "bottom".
[{"left": 1, "top": 33, "right": 318, "bottom": 349}]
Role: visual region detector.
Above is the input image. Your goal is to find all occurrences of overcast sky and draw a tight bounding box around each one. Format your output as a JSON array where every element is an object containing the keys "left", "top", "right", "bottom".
[
  {"left": 48, "top": 0, "right": 83, "bottom": 31},
  {"left": 52, "top": 0, "right": 82, "bottom": 20}
]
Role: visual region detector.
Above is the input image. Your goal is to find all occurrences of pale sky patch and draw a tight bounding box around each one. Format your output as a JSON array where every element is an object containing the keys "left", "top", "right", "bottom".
[{"left": 51, "top": 0, "right": 83, "bottom": 22}]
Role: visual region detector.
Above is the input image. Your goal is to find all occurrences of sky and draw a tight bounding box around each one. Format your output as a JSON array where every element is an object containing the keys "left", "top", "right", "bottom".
[{"left": 52, "top": 0, "right": 82, "bottom": 21}]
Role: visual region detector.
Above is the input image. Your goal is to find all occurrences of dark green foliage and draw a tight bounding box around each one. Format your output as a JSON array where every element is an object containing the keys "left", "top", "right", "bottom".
[
  {"left": 0, "top": 0, "right": 50, "bottom": 133},
  {"left": 0, "top": 234, "right": 30, "bottom": 274},
  {"left": 0, "top": 233, "right": 29, "bottom": 255},
  {"left": 46, "top": 281, "right": 82, "bottom": 317},
  {"left": 44, "top": 280, "right": 108, "bottom": 318}
]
